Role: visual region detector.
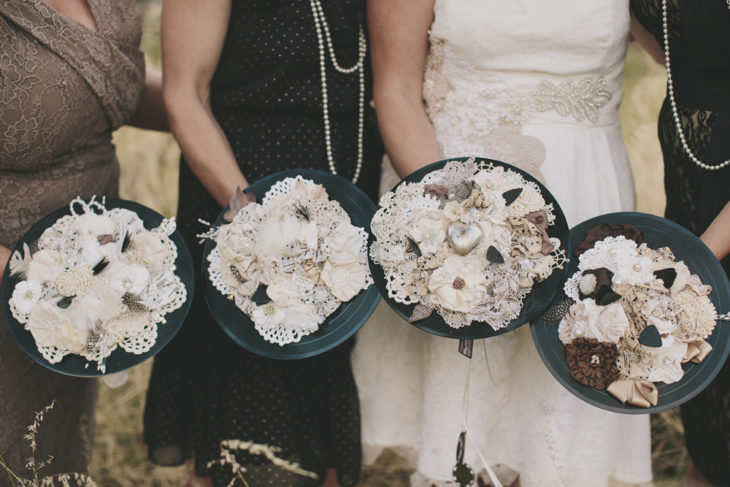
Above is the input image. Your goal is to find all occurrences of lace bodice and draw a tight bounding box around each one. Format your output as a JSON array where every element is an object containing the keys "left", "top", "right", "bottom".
[
  {"left": 424, "top": 0, "right": 630, "bottom": 158},
  {"left": 0, "top": 0, "right": 144, "bottom": 478},
  {"left": 0, "top": 0, "right": 144, "bottom": 247}
]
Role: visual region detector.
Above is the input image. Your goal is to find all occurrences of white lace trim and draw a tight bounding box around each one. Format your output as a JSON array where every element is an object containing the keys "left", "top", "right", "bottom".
[
  {"left": 8, "top": 197, "right": 187, "bottom": 373},
  {"left": 206, "top": 177, "right": 372, "bottom": 346}
]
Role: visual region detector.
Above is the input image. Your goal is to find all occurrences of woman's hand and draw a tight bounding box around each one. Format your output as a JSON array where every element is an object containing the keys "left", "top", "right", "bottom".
[
  {"left": 701, "top": 202, "right": 730, "bottom": 262},
  {"left": 0, "top": 245, "right": 11, "bottom": 288},
  {"left": 162, "top": 0, "right": 248, "bottom": 207},
  {"left": 368, "top": 0, "right": 441, "bottom": 178}
]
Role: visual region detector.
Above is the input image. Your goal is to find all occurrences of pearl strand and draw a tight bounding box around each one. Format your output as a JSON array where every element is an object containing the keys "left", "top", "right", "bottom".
[
  {"left": 310, "top": 0, "right": 367, "bottom": 183},
  {"left": 662, "top": 0, "right": 730, "bottom": 171}
]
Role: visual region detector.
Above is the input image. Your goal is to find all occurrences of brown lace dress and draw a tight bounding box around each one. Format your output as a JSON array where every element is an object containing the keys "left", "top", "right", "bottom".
[{"left": 0, "top": 0, "right": 144, "bottom": 476}]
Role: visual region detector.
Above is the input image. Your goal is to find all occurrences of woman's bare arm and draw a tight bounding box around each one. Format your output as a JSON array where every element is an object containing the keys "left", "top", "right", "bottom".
[
  {"left": 701, "top": 202, "right": 730, "bottom": 262},
  {"left": 368, "top": 0, "right": 440, "bottom": 178},
  {"left": 162, "top": 0, "right": 248, "bottom": 207}
]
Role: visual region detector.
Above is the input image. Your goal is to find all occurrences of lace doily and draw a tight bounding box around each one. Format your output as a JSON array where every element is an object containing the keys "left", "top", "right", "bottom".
[
  {"left": 557, "top": 233, "right": 723, "bottom": 405},
  {"left": 205, "top": 177, "right": 372, "bottom": 346},
  {"left": 370, "top": 159, "right": 565, "bottom": 330},
  {"left": 8, "top": 197, "right": 187, "bottom": 373}
]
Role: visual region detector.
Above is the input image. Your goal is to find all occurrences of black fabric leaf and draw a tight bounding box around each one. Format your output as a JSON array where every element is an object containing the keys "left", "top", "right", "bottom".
[
  {"left": 486, "top": 245, "right": 504, "bottom": 264},
  {"left": 639, "top": 325, "right": 663, "bottom": 348},
  {"left": 57, "top": 295, "right": 74, "bottom": 309},
  {"left": 251, "top": 285, "right": 271, "bottom": 305},
  {"left": 502, "top": 188, "right": 523, "bottom": 206},
  {"left": 654, "top": 268, "right": 677, "bottom": 289}
]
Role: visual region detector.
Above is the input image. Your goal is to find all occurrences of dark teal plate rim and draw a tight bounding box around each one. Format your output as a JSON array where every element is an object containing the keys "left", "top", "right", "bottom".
[
  {"left": 0, "top": 198, "right": 195, "bottom": 377},
  {"left": 201, "top": 169, "right": 380, "bottom": 360},
  {"left": 369, "top": 156, "right": 571, "bottom": 340},
  {"left": 530, "top": 211, "right": 730, "bottom": 414}
]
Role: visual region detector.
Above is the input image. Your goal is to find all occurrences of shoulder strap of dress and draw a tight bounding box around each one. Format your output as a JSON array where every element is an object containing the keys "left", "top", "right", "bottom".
[{"left": 0, "top": 0, "right": 144, "bottom": 129}]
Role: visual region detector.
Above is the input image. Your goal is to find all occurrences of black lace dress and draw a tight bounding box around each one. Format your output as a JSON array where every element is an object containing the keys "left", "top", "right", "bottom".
[
  {"left": 143, "top": 2, "right": 382, "bottom": 486},
  {"left": 631, "top": 0, "right": 730, "bottom": 483}
]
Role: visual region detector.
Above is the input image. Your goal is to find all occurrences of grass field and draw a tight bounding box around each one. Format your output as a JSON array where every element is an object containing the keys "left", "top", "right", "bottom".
[{"left": 93, "top": 2, "right": 687, "bottom": 485}]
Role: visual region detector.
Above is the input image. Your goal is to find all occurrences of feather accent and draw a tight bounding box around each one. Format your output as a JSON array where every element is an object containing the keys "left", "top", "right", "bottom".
[
  {"left": 121, "top": 233, "right": 131, "bottom": 253},
  {"left": 92, "top": 258, "right": 109, "bottom": 275},
  {"left": 294, "top": 203, "right": 310, "bottom": 221},
  {"left": 123, "top": 293, "right": 149, "bottom": 313},
  {"left": 8, "top": 242, "right": 33, "bottom": 278}
]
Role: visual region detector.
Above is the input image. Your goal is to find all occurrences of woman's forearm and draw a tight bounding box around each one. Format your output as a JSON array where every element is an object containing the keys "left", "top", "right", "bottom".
[
  {"left": 369, "top": 0, "right": 439, "bottom": 178},
  {"left": 165, "top": 88, "right": 247, "bottom": 206},
  {"left": 701, "top": 202, "right": 730, "bottom": 262},
  {"left": 161, "top": 0, "right": 247, "bottom": 207},
  {"left": 374, "top": 88, "right": 441, "bottom": 178}
]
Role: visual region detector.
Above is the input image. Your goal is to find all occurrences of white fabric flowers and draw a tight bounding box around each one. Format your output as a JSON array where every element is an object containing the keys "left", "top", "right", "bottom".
[
  {"left": 11, "top": 280, "right": 43, "bottom": 315},
  {"left": 559, "top": 231, "right": 721, "bottom": 406},
  {"left": 7, "top": 197, "right": 187, "bottom": 372},
  {"left": 370, "top": 158, "right": 565, "bottom": 330},
  {"left": 427, "top": 255, "right": 486, "bottom": 313},
  {"left": 207, "top": 177, "right": 372, "bottom": 346}
]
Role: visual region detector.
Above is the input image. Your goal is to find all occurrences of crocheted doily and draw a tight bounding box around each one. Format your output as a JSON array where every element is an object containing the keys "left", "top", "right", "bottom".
[
  {"left": 8, "top": 197, "right": 187, "bottom": 373},
  {"left": 206, "top": 177, "right": 372, "bottom": 346},
  {"left": 558, "top": 235, "right": 720, "bottom": 396},
  {"left": 371, "top": 158, "right": 565, "bottom": 330}
]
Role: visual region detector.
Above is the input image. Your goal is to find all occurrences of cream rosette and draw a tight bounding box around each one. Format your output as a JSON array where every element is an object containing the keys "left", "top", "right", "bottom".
[
  {"left": 370, "top": 158, "right": 565, "bottom": 330},
  {"left": 206, "top": 177, "right": 372, "bottom": 346},
  {"left": 558, "top": 234, "right": 722, "bottom": 407},
  {"left": 7, "top": 197, "right": 187, "bottom": 372}
]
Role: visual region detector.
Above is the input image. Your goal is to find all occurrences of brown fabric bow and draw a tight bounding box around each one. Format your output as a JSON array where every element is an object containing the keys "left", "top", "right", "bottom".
[
  {"left": 607, "top": 379, "right": 658, "bottom": 408},
  {"left": 574, "top": 223, "right": 645, "bottom": 256},
  {"left": 524, "top": 210, "right": 554, "bottom": 255},
  {"left": 683, "top": 340, "right": 713, "bottom": 364}
]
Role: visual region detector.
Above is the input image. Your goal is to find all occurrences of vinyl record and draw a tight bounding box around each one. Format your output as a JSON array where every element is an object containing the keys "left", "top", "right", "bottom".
[
  {"left": 531, "top": 212, "right": 730, "bottom": 414},
  {"left": 0, "top": 198, "right": 195, "bottom": 377},
  {"left": 202, "top": 169, "right": 380, "bottom": 360},
  {"left": 369, "top": 157, "right": 570, "bottom": 339}
]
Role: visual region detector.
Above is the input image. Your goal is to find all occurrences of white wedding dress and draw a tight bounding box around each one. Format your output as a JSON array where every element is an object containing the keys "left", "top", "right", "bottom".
[{"left": 353, "top": 0, "right": 653, "bottom": 486}]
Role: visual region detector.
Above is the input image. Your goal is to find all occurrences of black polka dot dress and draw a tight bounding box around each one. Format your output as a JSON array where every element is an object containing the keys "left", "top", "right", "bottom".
[{"left": 143, "top": 1, "right": 382, "bottom": 485}]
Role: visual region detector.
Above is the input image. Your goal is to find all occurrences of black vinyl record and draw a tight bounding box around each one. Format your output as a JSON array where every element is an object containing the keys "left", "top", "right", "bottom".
[
  {"left": 0, "top": 198, "right": 194, "bottom": 377},
  {"left": 369, "top": 157, "right": 570, "bottom": 339},
  {"left": 531, "top": 212, "right": 730, "bottom": 414},
  {"left": 201, "top": 169, "right": 380, "bottom": 360}
]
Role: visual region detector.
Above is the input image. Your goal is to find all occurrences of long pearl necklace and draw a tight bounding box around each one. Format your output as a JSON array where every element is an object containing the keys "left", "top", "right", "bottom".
[
  {"left": 662, "top": 0, "right": 730, "bottom": 170},
  {"left": 310, "top": 0, "right": 367, "bottom": 183}
]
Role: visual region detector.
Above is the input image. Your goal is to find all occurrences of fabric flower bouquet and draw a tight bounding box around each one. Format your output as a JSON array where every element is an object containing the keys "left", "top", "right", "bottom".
[
  {"left": 205, "top": 177, "right": 372, "bottom": 346},
  {"left": 558, "top": 224, "right": 722, "bottom": 407},
  {"left": 370, "top": 158, "right": 566, "bottom": 330},
  {"left": 8, "top": 197, "right": 187, "bottom": 372}
]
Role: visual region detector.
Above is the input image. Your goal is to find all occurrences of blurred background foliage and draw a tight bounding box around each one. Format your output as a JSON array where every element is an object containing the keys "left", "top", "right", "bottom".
[{"left": 95, "top": 1, "right": 684, "bottom": 485}]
